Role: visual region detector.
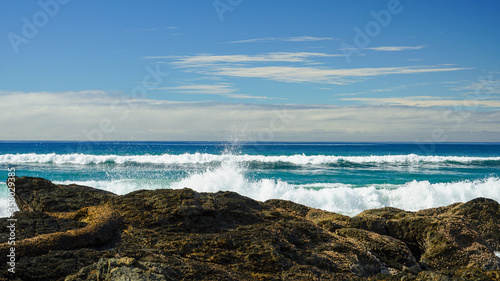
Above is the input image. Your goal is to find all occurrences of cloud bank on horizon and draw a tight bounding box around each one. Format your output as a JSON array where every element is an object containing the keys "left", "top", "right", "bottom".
[{"left": 1, "top": 0, "right": 499, "bottom": 141}]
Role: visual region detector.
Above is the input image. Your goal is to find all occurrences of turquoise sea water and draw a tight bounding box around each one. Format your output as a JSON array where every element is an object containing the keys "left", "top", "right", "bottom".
[{"left": 1, "top": 141, "right": 500, "bottom": 216}]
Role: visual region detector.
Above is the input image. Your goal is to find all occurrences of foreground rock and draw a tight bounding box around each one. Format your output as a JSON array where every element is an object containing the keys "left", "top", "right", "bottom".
[{"left": 0, "top": 177, "right": 499, "bottom": 280}]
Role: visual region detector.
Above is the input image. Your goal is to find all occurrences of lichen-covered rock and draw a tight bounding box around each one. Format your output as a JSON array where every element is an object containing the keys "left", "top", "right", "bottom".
[
  {"left": 65, "top": 257, "right": 179, "bottom": 281},
  {"left": 13, "top": 177, "right": 116, "bottom": 212},
  {"left": 112, "top": 189, "right": 384, "bottom": 279},
  {"left": 1, "top": 177, "right": 499, "bottom": 281},
  {"left": 430, "top": 197, "right": 500, "bottom": 251},
  {"left": 335, "top": 227, "right": 421, "bottom": 274},
  {"left": 350, "top": 201, "right": 500, "bottom": 272},
  {"left": 0, "top": 205, "right": 122, "bottom": 257},
  {"left": 0, "top": 211, "right": 86, "bottom": 243}
]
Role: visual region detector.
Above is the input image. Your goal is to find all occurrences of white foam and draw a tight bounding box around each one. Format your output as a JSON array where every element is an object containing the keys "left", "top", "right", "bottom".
[
  {"left": 169, "top": 162, "right": 500, "bottom": 216},
  {"left": 1, "top": 153, "right": 499, "bottom": 166},
  {"left": 495, "top": 251, "right": 500, "bottom": 258},
  {"left": 18, "top": 162, "right": 496, "bottom": 217},
  {"left": 2, "top": 157, "right": 499, "bottom": 218}
]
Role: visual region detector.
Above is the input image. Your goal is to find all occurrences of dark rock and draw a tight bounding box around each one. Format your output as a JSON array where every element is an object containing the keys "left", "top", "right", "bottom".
[
  {"left": 335, "top": 227, "right": 421, "bottom": 274},
  {"left": 65, "top": 257, "right": 180, "bottom": 281},
  {"left": 443, "top": 197, "right": 500, "bottom": 251},
  {"left": 112, "top": 189, "right": 385, "bottom": 279},
  {"left": 13, "top": 177, "right": 116, "bottom": 212},
  {"left": 1, "top": 177, "right": 500, "bottom": 280},
  {"left": 350, "top": 200, "right": 500, "bottom": 272},
  {"left": 0, "top": 211, "right": 86, "bottom": 243},
  {"left": 0, "top": 204, "right": 123, "bottom": 257}
]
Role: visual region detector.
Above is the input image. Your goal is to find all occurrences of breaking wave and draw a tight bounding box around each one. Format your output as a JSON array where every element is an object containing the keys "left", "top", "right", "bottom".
[
  {"left": 46, "top": 162, "right": 500, "bottom": 216},
  {"left": 1, "top": 153, "right": 500, "bottom": 167}
]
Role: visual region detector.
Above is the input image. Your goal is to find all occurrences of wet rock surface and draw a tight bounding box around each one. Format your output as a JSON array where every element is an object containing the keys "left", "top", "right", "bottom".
[{"left": 1, "top": 177, "right": 499, "bottom": 280}]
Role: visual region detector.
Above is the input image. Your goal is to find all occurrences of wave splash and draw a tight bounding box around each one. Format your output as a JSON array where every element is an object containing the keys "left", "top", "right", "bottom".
[
  {"left": 50, "top": 161, "right": 500, "bottom": 216},
  {"left": 2, "top": 152, "right": 499, "bottom": 217}
]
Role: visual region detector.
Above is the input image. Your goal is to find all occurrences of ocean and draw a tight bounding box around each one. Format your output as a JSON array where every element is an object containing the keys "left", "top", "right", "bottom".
[{"left": 1, "top": 141, "right": 500, "bottom": 217}]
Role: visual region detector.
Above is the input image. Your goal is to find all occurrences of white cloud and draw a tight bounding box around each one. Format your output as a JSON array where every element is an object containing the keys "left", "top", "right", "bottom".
[
  {"left": 335, "top": 81, "right": 462, "bottom": 96},
  {"left": 208, "top": 65, "right": 471, "bottom": 84},
  {"left": 158, "top": 84, "right": 236, "bottom": 94},
  {"left": 1, "top": 90, "right": 499, "bottom": 142},
  {"left": 364, "top": 45, "right": 427, "bottom": 51},
  {"left": 452, "top": 77, "right": 500, "bottom": 95},
  {"left": 144, "top": 52, "right": 342, "bottom": 66},
  {"left": 341, "top": 96, "right": 500, "bottom": 107},
  {"left": 157, "top": 84, "right": 269, "bottom": 100},
  {"left": 226, "top": 36, "right": 336, "bottom": 44},
  {"left": 148, "top": 52, "right": 471, "bottom": 85}
]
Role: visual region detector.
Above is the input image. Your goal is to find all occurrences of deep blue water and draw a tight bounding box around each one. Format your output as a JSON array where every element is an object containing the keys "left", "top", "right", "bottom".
[{"left": 1, "top": 141, "right": 500, "bottom": 216}]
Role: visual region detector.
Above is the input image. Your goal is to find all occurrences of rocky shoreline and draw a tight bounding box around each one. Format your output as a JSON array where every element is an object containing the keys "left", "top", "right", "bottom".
[{"left": 1, "top": 177, "right": 499, "bottom": 280}]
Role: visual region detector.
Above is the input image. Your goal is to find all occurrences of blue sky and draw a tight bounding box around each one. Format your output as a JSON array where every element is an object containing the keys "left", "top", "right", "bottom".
[{"left": 1, "top": 0, "right": 500, "bottom": 141}]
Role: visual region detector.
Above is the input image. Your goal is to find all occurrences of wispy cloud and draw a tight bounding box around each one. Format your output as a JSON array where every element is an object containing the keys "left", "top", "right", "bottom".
[
  {"left": 335, "top": 81, "right": 461, "bottom": 96},
  {"left": 341, "top": 96, "right": 500, "bottom": 107},
  {"left": 364, "top": 45, "right": 427, "bottom": 51},
  {"left": 144, "top": 52, "right": 341, "bottom": 66},
  {"left": 159, "top": 84, "right": 236, "bottom": 94},
  {"left": 206, "top": 65, "right": 472, "bottom": 84},
  {"left": 148, "top": 52, "right": 471, "bottom": 85},
  {"left": 157, "top": 84, "right": 269, "bottom": 99},
  {"left": 451, "top": 77, "right": 500, "bottom": 94},
  {"left": 144, "top": 51, "right": 471, "bottom": 86},
  {"left": 226, "top": 36, "right": 336, "bottom": 44}
]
